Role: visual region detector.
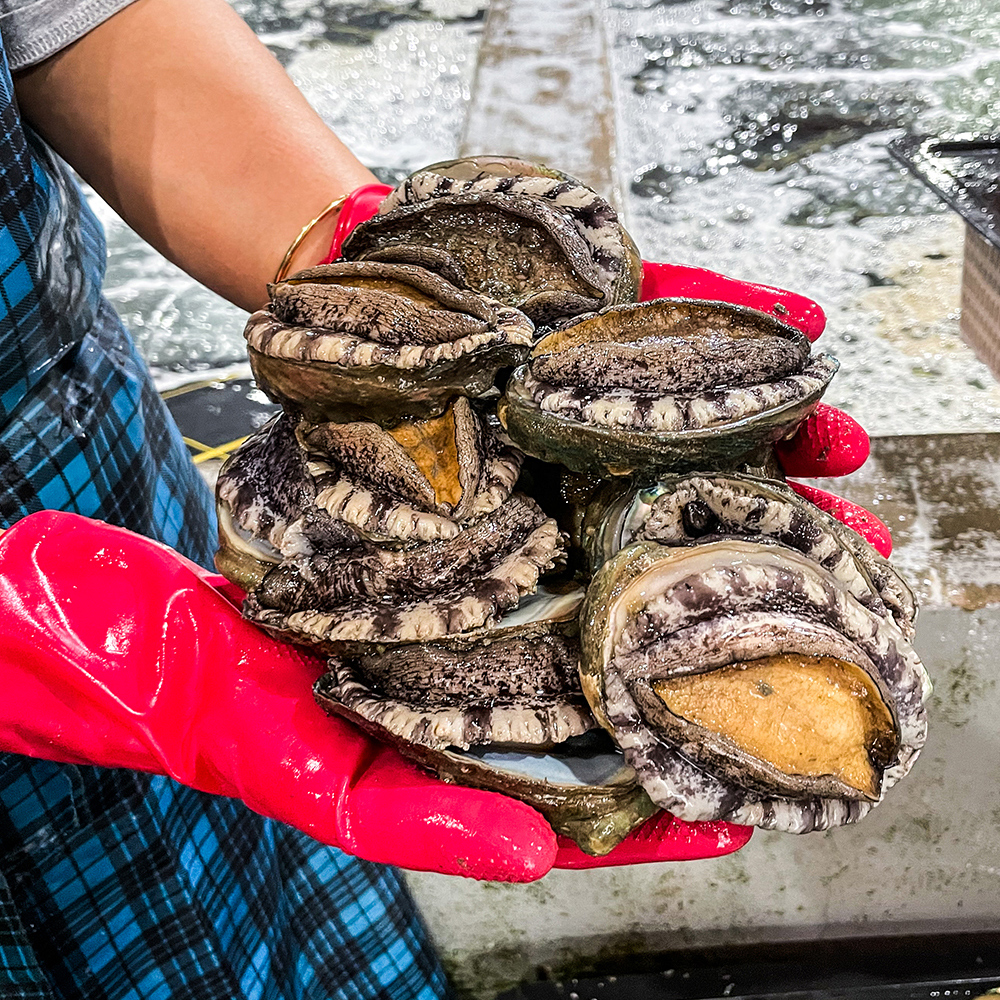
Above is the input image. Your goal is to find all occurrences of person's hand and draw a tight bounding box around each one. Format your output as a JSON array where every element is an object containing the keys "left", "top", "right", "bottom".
[{"left": 0, "top": 511, "right": 750, "bottom": 882}]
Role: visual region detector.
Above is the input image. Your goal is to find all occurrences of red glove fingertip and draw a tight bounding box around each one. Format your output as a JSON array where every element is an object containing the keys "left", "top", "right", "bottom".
[
  {"left": 322, "top": 183, "right": 394, "bottom": 263},
  {"left": 639, "top": 260, "right": 827, "bottom": 340},
  {"left": 344, "top": 756, "right": 559, "bottom": 882},
  {"left": 789, "top": 481, "right": 893, "bottom": 557},
  {"left": 776, "top": 404, "right": 870, "bottom": 479},
  {"left": 552, "top": 813, "right": 752, "bottom": 870}
]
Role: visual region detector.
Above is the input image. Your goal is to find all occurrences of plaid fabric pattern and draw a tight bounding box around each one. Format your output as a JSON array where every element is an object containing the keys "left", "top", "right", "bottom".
[
  {"left": 0, "top": 296, "right": 219, "bottom": 566},
  {"left": 0, "top": 81, "right": 103, "bottom": 428},
  {"left": 0, "top": 28, "right": 452, "bottom": 1000},
  {"left": 0, "top": 761, "right": 452, "bottom": 1000}
]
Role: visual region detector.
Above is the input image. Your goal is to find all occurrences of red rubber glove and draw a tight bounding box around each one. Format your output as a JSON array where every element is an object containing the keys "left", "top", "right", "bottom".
[
  {"left": 0, "top": 510, "right": 750, "bottom": 880},
  {"left": 0, "top": 511, "right": 558, "bottom": 880},
  {"left": 323, "top": 183, "right": 394, "bottom": 262},
  {"left": 639, "top": 259, "right": 827, "bottom": 341}
]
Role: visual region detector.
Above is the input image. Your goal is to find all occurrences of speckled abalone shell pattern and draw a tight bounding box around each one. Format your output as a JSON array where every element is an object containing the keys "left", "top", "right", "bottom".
[
  {"left": 611, "top": 473, "right": 917, "bottom": 635},
  {"left": 378, "top": 171, "right": 639, "bottom": 302},
  {"left": 245, "top": 511, "right": 561, "bottom": 651},
  {"left": 219, "top": 407, "right": 564, "bottom": 651},
  {"left": 582, "top": 540, "right": 930, "bottom": 833},
  {"left": 322, "top": 642, "right": 594, "bottom": 751},
  {"left": 244, "top": 298, "right": 532, "bottom": 370}
]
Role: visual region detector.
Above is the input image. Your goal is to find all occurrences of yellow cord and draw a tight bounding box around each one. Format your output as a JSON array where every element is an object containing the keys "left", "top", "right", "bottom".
[{"left": 183, "top": 436, "right": 249, "bottom": 465}]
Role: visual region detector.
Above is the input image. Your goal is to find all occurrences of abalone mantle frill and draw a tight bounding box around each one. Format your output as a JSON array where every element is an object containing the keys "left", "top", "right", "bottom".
[
  {"left": 314, "top": 670, "right": 658, "bottom": 855},
  {"left": 315, "top": 586, "right": 594, "bottom": 751},
  {"left": 216, "top": 402, "right": 563, "bottom": 653},
  {"left": 341, "top": 170, "right": 642, "bottom": 325},
  {"left": 499, "top": 298, "right": 839, "bottom": 477},
  {"left": 581, "top": 472, "right": 917, "bottom": 637},
  {"left": 245, "top": 261, "right": 534, "bottom": 424}
]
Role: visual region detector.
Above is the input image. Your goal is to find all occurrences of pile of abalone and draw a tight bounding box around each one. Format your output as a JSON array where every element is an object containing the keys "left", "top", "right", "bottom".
[{"left": 215, "top": 155, "right": 930, "bottom": 854}]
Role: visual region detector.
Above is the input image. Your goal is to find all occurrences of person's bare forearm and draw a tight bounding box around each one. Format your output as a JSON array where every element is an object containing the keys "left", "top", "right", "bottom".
[{"left": 13, "top": 0, "right": 378, "bottom": 312}]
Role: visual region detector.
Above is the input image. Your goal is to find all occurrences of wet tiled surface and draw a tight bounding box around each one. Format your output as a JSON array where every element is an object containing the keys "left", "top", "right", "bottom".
[
  {"left": 813, "top": 432, "right": 1000, "bottom": 611},
  {"left": 459, "top": 0, "right": 620, "bottom": 206}
]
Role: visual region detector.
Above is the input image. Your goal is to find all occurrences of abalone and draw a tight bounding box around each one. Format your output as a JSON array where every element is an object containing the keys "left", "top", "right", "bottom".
[
  {"left": 576, "top": 475, "right": 930, "bottom": 833},
  {"left": 315, "top": 585, "right": 591, "bottom": 751},
  {"left": 245, "top": 260, "right": 533, "bottom": 425},
  {"left": 500, "top": 298, "right": 839, "bottom": 477},
  {"left": 580, "top": 471, "right": 917, "bottom": 636},
  {"left": 215, "top": 153, "right": 925, "bottom": 858},
  {"left": 216, "top": 403, "right": 563, "bottom": 654},
  {"left": 341, "top": 156, "right": 642, "bottom": 326},
  {"left": 312, "top": 581, "right": 658, "bottom": 854}
]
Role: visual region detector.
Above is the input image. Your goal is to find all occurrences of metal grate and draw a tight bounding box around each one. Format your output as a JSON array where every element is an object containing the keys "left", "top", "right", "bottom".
[
  {"left": 497, "top": 931, "right": 1000, "bottom": 1000},
  {"left": 888, "top": 135, "right": 1000, "bottom": 248}
]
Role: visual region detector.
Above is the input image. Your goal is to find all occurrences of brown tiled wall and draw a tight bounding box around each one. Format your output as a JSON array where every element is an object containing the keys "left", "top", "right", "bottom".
[{"left": 961, "top": 225, "right": 1000, "bottom": 380}]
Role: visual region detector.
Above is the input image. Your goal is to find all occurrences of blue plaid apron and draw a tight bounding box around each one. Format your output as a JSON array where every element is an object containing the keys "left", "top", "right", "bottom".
[{"left": 0, "top": 33, "right": 451, "bottom": 1000}]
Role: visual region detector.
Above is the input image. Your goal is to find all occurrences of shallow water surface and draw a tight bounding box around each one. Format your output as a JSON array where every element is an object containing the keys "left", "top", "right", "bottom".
[{"left": 609, "top": 0, "right": 1000, "bottom": 434}]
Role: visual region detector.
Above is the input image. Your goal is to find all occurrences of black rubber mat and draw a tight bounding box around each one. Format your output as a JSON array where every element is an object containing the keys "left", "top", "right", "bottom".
[
  {"left": 498, "top": 931, "right": 1000, "bottom": 1000},
  {"left": 162, "top": 376, "right": 280, "bottom": 460},
  {"left": 889, "top": 134, "right": 1000, "bottom": 249}
]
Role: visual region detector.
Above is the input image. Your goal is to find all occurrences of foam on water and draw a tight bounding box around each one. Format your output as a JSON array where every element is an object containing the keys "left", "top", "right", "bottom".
[
  {"left": 607, "top": 0, "right": 1000, "bottom": 435},
  {"left": 285, "top": 16, "right": 482, "bottom": 173}
]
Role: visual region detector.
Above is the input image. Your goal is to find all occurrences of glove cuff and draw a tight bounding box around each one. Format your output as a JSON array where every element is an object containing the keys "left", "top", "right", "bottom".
[
  {"left": 272, "top": 183, "right": 394, "bottom": 284},
  {"left": 320, "top": 183, "right": 394, "bottom": 262}
]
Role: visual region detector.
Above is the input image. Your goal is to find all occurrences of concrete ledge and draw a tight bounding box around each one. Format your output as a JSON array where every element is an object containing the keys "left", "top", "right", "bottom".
[
  {"left": 813, "top": 431, "right": 1000, "bottom": 611},
  {"left": 459, "top": 0, "right": 621, "bottom": 208}
]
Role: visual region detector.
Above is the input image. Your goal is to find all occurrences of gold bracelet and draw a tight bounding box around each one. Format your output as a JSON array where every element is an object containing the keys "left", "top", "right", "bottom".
[{"left": 273, "top": 194, "right": 349, "bottom": 284}]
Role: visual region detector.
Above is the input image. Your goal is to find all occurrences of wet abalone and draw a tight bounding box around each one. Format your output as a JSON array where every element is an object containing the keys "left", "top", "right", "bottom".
[
  {"left": 341, "top": 156, "right": 642, "bottom": 326},
  {"left": 576, "top": 474, "right": 930, "bottom": 833},
  {"left": 313, "top": 584, "right": 659, "bottom": 855},
  {"left": 500, "top": 298, "right": 839, "bottom": 477},
  {"left": 216, "top": 403, "right": 562, "bottom": 653},
  {"left": 315, "top": 585, "right": 592, "bottom": 751},
  {"left": 580, "top": 471, "right": 917, "bottom": 636},
  {"left": 246, "top": 260, "right": 533, "bottom": 425},
  {"left": 216, "top": 153, "right": 926, "bottom": 858}
]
